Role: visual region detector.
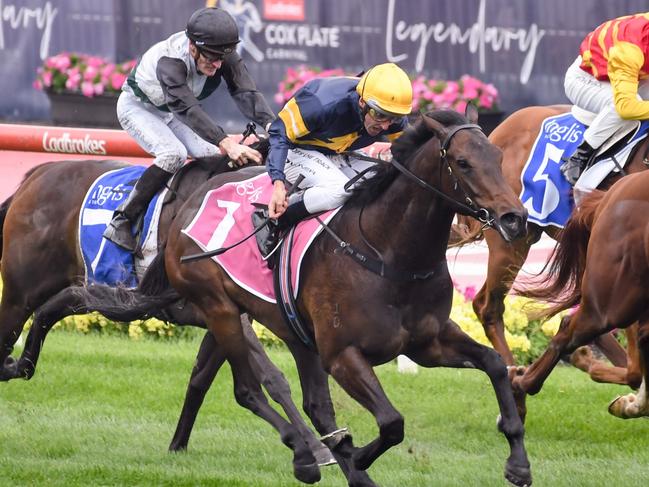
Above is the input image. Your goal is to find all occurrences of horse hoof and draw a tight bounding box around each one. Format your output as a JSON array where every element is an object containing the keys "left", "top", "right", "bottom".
[
  {"left": 607, "top": 394, "right": 643, "bottom": 419},
  {"left": 293, "top": 461, "right": 320, "bottom": 484},
  {"left": 505, "top": 462, "right": 532, "bottom": 487},
  {"left": 313, "top": 445, "right": 337, "bottom": 467},
  {"left": 0, "top": 356, "right": 18, "bottom": 381}
]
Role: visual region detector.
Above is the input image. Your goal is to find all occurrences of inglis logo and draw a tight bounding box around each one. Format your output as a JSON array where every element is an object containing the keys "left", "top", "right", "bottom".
[
  {"left": 543, "top": 120, "right": 583, "bottom": 144},
  {"left": 42, "top": 132, "right": 107, "bottom": 155}
]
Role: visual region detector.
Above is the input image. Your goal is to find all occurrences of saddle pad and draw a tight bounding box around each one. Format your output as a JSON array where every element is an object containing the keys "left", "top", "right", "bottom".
[
  {"left": 181, "top": 172, "right": 339, "bottom": 303},
  {"left": 79, "top": 166, "right": 162, "bottom": 287},
  {"left": 575, "top": 120, "right": 649, "bottom": 193},
  {"left": 520, "top": 113, "right": 584, "bottom": 228}
]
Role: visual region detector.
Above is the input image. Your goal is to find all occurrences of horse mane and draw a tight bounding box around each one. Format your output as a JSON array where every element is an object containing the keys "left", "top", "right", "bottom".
[
  {"left": 347, "top": 110, "right": 468, "bottom": 208},
  {"left": 192, "top": 137, "right": 270, "bottom": 174}
]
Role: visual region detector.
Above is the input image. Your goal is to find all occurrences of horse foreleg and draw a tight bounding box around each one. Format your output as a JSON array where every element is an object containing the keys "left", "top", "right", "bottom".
[
  {"left": 326, "top": 346, "right": 404, "bottom": 472},
  {"left": 570, "top": 345, "right": 629, "bottom": 385},
  {"left": 288, "top": 343, "right": 377, "bottom": 487},
  {"left": 205, "top": 307, "right": 320, "bottom": 484},
  {"left": 241, "top": 318, "right": 335, "bottom": 467},
  {"left": 515, "top": 302, "right": 613, "bottom": 397},
  {"left": 169, "top": 330, "right": 226, "bottom": 451},
  {"left": 472, "top": 228, "right": 536, "bottom": 366},
  {"left": 568, "top": 329, "right": 631, "bottom": 386},
  {"left": 608, "top": 320, "right": 649, "bottom": 419},
  {"left": 411, "top": 319, "right": 531, "bottom": 487}
]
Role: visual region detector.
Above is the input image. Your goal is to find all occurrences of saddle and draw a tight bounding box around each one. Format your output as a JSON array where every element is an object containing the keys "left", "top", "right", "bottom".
[{"left": 570, "top": 105, "right": 646, "bottom": 181}]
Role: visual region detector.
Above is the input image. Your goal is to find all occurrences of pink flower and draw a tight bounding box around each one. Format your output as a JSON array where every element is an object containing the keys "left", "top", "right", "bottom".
[
  {"left": 462, "top": 285, "right": 477, "bottom": 301},
  {"left": 81, "top": 81, "right": 95, "bottom": 97},
  {"left": 478, "top": 94, "right": 493, "bottom": 110},
  {"left": 110, "top": 72, "right": 126, "bottom": 90},
  {"left": 83, "top": 65, "right": 98, "bottom": 81},
  {"left": 274, "top": 92, "right": 285, "bottom": 104},
  {"left": 41, "top": 70, "right": 53, "bottom": 87},
  {"left": 101, "top": 64, "right": 115, "bottom": 77},
  {"left": 94, "top": 82, "right": 105, "bottom": 95},
  {"left": 86, "top": 56, "right": 105, "bottom": 68},
  {"left": 454, "top": 100, "right": 468, "bottom": 114}
]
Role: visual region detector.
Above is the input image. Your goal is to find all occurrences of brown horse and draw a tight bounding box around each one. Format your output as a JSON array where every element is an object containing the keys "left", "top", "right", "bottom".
[
  {"left": 462, "top": 105, "right": 647, "bottom": 385},
  {"left": 0, "top": 147, "right": 333, "bottom": 465},
  {"left": 71, "top": 109, "right": 532, "bottom": 486},
  {"left": 510, "top": 172, "right": 649, "bottom": 420}
]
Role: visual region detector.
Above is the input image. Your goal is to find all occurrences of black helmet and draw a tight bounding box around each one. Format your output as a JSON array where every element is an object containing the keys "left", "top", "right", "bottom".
[{"left": 186, "top": 7, "right": 240, "bottom": 55}]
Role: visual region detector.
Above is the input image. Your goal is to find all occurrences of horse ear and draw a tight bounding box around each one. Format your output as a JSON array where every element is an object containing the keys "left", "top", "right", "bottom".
[
  {"left": 465, "top": 103, "right": 479, "bottom": 124},
  {"left": 422, "top": 114, "right": 447, "bottom": 139}
]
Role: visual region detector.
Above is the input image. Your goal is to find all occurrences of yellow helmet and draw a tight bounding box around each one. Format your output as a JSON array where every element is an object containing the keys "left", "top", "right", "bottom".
[{"left": 356, "top": 63, "right": 413, "bottom": 116}]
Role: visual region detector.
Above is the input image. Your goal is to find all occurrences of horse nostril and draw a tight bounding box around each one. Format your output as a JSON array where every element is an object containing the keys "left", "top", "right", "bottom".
[{"left": 501, "top": 212, "right": 526, "bottom": 238}]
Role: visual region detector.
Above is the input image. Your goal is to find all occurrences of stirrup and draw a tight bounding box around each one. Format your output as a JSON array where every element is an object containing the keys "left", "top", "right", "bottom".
[
  {"left": 252, "top": 208, "right": 280, "bottom": 258},
  {"left": 103, "top": 214, "right": 136, "bottom": 251}
]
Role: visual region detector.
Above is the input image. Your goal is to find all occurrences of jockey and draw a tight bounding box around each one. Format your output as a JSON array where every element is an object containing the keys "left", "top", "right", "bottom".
[
  {"left": 257, "top": 62, "right": 413, "bottom": 257},
  {"left": 104, "top": 7, "right": 275, "bottom": 252},
  {"left": 561, "top": 12, "right": 649, "bottom": 184}
]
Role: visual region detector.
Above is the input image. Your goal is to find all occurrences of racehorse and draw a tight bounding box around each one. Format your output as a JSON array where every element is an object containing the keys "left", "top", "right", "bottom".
[
  {"left": 68, "top": 108, "right": 532, "bottom": 486},
  {"left": 510, "top": 172, "right": 649, "bottom": 420},
  {"left": 459, "top": 104, "right": 647, "bottom": 386},
  {"left": 0, "top": 144, "right": 334, "bottom": 466}
]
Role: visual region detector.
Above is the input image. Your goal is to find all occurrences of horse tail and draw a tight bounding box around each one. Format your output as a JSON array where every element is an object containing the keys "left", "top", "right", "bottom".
[
  {"left": 449, "top": 215, "right": 484, "bottom": 247},
  {"left": 517, "top": 190, "right": 606, "bottom": 318},
  {"left": 72, "top": 252, "right": 181, "bottom": 322}
]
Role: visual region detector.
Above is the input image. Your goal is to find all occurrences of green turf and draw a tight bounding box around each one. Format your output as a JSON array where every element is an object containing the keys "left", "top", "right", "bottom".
[{"left": 0, "top": 332, "right": 647, "bottom": 486}]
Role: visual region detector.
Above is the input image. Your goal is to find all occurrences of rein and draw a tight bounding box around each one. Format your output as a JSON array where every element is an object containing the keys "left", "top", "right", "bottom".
[{"left": 343, "top": 124, "right": 494, "bottom": 226}]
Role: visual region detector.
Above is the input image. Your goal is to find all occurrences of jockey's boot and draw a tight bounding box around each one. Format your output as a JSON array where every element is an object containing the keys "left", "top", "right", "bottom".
[
  {"left": 560, "top": 141, "right": 595, "bottom": 185},
  {"left": 253, "top": 198, "right": 310, "bottom": 258},
  {"left": 103, "top": 165, "right": 172, "bottom": 251}
]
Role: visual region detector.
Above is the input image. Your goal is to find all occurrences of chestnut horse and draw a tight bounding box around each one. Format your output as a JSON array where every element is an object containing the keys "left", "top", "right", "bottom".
[
  {"left": 69, "top": 109, "right": 532, "bottom": 486},
  {"left": 463, "top": 105, "right": 647, "bottom": 384},
  {"left": 0, "top": 147, "right": 333, "bottom": 464},
  {"left": 511, "top": 172, "right": 649, "bottom": 420}
]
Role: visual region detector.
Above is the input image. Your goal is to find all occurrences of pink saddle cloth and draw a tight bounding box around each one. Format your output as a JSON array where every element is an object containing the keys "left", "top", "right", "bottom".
[{"left": 182, "top": 173, "right": 339, "bottom": 303}]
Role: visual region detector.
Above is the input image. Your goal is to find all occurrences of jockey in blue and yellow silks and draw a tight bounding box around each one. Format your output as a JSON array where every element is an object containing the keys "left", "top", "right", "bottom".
[
  {"left": 561, "top": 12, "right": 649, "bottom": 184},
  {"left": 257, "top": 63, "right": 412, "bottom": 256}
]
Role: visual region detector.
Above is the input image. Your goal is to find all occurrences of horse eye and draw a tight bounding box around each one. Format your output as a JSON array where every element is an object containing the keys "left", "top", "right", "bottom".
[{"left": 456, "top": 159, "right": 470, "bottom": 170}]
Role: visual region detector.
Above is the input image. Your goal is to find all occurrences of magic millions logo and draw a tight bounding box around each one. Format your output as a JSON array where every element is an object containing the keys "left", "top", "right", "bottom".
[{"left": 210, "top": 0, "right": 340, "bottom": 62}]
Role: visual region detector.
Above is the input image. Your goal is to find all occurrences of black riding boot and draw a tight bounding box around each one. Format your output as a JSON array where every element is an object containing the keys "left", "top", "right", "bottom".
[
  {"left": 561, "top": 141, "right": 595, "bottom": 185},
  {"left": 103, "top": 165, "right": 172, "bottom": 251},
  {"left": 253, "top": 198, "right": 310, "bottom": 258}
]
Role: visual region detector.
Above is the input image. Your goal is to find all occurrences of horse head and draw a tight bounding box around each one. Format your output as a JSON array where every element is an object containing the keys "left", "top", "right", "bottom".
[{"left": 404, "top": 106, "right": 528, "bottom": 243}]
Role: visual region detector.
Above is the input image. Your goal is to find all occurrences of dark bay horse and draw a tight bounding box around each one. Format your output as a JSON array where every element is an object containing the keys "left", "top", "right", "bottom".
[
  {"left": 0, "top": 148, "right": 333, "bottom": 465},
  {"left": 72, "top": 109, "right": 532, "bottom": 486},
  {"left": 460, "top": 105, "right": 646, "bottom": 385},
  {"left": 510, "top": 172, "right": 649, "bottom": 420}
]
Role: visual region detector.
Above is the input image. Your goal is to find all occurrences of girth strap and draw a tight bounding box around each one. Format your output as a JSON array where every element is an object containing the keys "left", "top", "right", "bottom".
[{"left": 315, "top": 215, "right": 437, "bottom": 282}]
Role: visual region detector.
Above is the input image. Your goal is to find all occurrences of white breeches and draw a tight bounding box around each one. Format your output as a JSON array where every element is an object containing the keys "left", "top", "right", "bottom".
[
  {"left": 116, "top": 91, "right": 219, "bottom": 172},
  {"left": 283, "top": 148, "right": 377, "bottom": 213},
  {"left": 564, "top": 56, "right": 649, "bottom": 148}
]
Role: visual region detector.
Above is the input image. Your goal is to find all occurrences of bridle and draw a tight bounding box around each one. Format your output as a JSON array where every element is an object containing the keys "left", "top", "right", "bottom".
[{"left": 344, "top": 123, "right": 495, "bottom": 227}]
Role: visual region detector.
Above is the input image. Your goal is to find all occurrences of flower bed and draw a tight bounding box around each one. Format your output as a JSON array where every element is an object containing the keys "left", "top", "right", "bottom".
[
  {"left": 274, "top": 66, "right": 500, "bottom": 115},
  {"left": 34, "top": 52, "right": 136, "bottom": 98}
]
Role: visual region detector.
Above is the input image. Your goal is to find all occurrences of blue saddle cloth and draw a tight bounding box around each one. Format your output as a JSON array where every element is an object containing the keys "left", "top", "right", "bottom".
[
  {"left": 521, "top": 113, "right": 649, "bottom": 228},
  {"left": 79, "top": 166, "right": 161, "bottom": 287},
  {"left": 520, "top": 113, "right": 585, "bottom": 228}
]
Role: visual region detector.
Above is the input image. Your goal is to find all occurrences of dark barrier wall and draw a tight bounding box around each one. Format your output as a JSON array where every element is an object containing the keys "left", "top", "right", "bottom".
[{"left": 1, "top": 0, "right": 647, "bottom": 129}]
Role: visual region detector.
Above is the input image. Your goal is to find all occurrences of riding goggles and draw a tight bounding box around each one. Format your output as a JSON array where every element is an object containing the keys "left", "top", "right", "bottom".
[
  {"left": 196, "top": 44, "right": 236, "bottom": 62},
  {"left": 365, "top": 100, "right": 402, "bottom": 123}
]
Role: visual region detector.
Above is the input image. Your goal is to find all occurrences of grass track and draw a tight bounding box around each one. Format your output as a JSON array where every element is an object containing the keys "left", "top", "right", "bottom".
[{"left": 0, "top": 332, "right": 647, "bottom": 486}]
